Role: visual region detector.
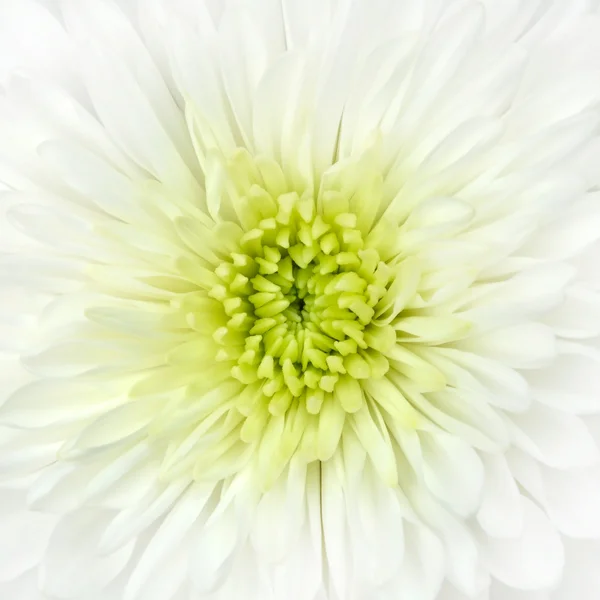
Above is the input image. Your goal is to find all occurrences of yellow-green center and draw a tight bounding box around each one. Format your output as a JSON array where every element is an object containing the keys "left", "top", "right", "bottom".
[{"left": 210, "top": 189, "right": 397, "bottom": 421}]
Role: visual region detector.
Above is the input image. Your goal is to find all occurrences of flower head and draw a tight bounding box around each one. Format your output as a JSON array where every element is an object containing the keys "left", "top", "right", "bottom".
[{"left": 2, "top": 1, "right": 600, "bottom": 599}]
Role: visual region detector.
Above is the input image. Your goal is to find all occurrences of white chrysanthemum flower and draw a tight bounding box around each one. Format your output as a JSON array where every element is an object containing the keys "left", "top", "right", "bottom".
[{"left": 2, "top": 0, "right": 600, "bottom": 599}]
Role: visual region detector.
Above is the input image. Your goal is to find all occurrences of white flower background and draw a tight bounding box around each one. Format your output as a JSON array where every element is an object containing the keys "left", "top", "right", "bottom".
[{"left": 2, "top": 1, "right": 600, "bottom": 599}]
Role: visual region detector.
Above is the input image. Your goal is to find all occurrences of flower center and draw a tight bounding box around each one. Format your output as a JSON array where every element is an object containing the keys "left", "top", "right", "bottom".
[
  {"left": 130, "top": 147, "right": 471, "bottom": 488},
  {"left": 210, "top": 189, "right": 397, "bottom": 418}
]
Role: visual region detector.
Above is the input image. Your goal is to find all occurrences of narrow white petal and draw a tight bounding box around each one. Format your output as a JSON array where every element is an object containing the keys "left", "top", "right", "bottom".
[
  {"left": 511, "top": 403, "right": 599, "bottom": 469},
  {"left": 40, "top": 510, "right": 135, "bottom": 598},
  {"left": 541, "top": 465, "right": 600, "bottom": 539},
  {"left": 124, "top": 484, "right": 213, "bottom": 600},
  {"left": 477, "top": 454, "right": 523, "bottom": 539},
  {"left": 527, "top": 342, "right": 600, "bottom": 414},
  {"left": 0, "top": 509, "right": 55, "bottom": 582}
]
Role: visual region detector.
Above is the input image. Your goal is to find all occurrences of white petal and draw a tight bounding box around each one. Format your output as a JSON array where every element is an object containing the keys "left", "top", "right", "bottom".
[
  {"left": 124, "top": 484, "right": 213, "bottom": 600},
  {"left": 270, "top": 464, "right": 323, "bottom": 600},
  {"left": 348, "top": 465, "right": 405, "bottom": 587},
  {"left": 350, "top": 400, "right": 398, "bottom": 485},
  {"left": 0, "top": 0, "right": 75, "bottom": 89},
  {"left": 59, "top": 399, "right": 162, "bottom": 460},
  {"left": 385, "top": 1, "right": 485, "bottom": 153},
  {"left": 439, "top": 582, "right": 490, "bottom": 600},
  {"left": 165, "top": 14, "right": 237, "bottom": 156},
  {"left": 0, "top": 431, "right": 61, "bottom": 482},
  {"left": 477, "top": 454, "right": 523, "bottom": 539},
  {"left": 460, "top": 262, "right": 574, "bottom": 330},
  {"left": 524, "top": 192, "right": 600, "bottom": 260},
  {"left": 457, "top": 323, "right": 556, "bottom": 369},
  {"left": 69, "top": 39, "right": 198, "bottom": 194},
  {"left": 420, "top": 431, "right": 484, "bottom": 517},
  {"left": 428, "top": 348, "right": 531, "bottom": 412},
  {"left": 40, "top": 509, "right": 135, "bottom": 598},
  {"left": 250, "top": 460, "right": 306, "bottom": 563},
  {"left": 425, "top": 387, "right": 510, "bottom": 451},
  {"left": 482, "top": 497, "right": 564, "bottom": 590},
  {"left": 0, "top": 378, "right": 115, "bottom": 429},
  {"left": 541, "top": 465, "right": 600, "bottom": 539},
  {"left": 543, "top": 285, "right": 600, "bottom": 339},
  {"left": 504, "top": 448, "right": 546, "bottom": 505},
  {"left": 490, "top": 581, "right": 549, "bottom": 600},
  {"left": 83, "top": 443, "right": 151, "bottom": 502},
  {"left": 0, "top": 507, "right": 55, "bottom": 582},
  {"left": 321, "top": 456, "right": 352, "bottom": 600},
  {"left": 0, "top": 351, "right": 34, "bottom": 405},
  {"left": 60, "top": 0, "right": 197, "bottom": 170},
  {"left": 216, "top": 4, "right": 272, "bottom": 149},
  {"left": 378, "top": 523, "right": 445, "bottom": 600},
  {"left": 90, "top": 461, "right": 157, "bottom": 512},
  {"left": 127, "top": 550, "right": 187, "bottom": 600},
  {"left": 99, "top": 481, "right": 188, "bottom": 553},
  {"left": 280, "top": 0, "right": 334, "bottom": 50},
  {"left": 0, "top": 254, "right": 84, "bottom": 295},
  {"left": 527, "top": 342, "right": 600, "bottom": 414},
  {"left": 428, "top": 502, "right": 488, "bottom": 596},
  {"left": 8, "top": 202, "right": 95, "bottom": 255},
  {"left": 0, "top": 570, "right": 47, "bottom": 600},
  {"left": 190, "top": 494, "right": 243, "bottom": 593},
  {"left": 27, "top": 460, "right": 99, "bottom": 513},
  {"left": 551, "top": 538, "right": 600, "bottom": 600},
  {"left": 510, "top": 403, "right": 599, "bottom": 468},
  {"left": 38, "top": 139, "right": 145, "bottom": 222},
  {"left": 252, "top": 52, "right": 310, "bottom": 180}
]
